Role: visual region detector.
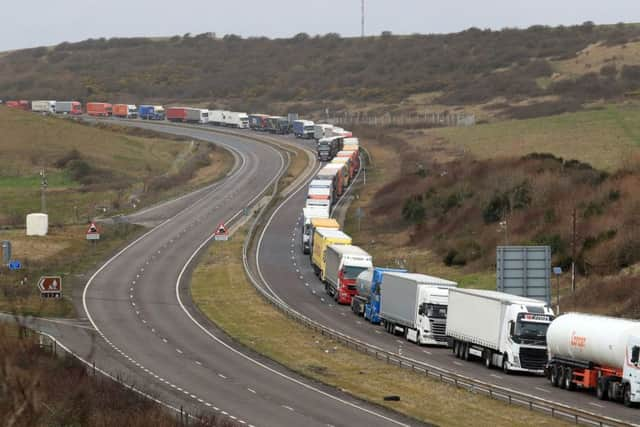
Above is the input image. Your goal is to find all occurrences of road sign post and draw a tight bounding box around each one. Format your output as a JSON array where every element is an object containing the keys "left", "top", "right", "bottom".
[
  {"left": 86, "top": 222, "right": 100, "bottom": 243},
  {"left": 37, "top": 276, "right": 62, "bottom": 298}
]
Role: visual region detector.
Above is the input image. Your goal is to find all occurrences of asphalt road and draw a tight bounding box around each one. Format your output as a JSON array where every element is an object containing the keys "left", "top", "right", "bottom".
[
  {"left": 74, "top": 122, "right": 417, "bottom": 427},
  {"left": 254, "top": 136, "right": 640, "bottom": 425}
]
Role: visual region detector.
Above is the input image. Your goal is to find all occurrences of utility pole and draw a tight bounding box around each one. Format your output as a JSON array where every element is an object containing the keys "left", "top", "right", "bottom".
[
  {"left": 361, "top": 0, "right": 365, "bottom": 38},
  {"left": 571, "top": 207, "right": 577, "bottom": 294},
  {"left": 40, "top": 168, "right": 48, "bottom": 213}
]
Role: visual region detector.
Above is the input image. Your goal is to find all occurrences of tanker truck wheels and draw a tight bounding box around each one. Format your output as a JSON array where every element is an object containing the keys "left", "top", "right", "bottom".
[
  {"left": 623, "top": 384, "right": 635, "bottom": 407},
  {"left": 550, "top": 365, "right": 560, "bottom": 387},
  {"left": 483, "top": 350, "right": 492, "bottom": 369},
  {"left": 597, "top": 377, "right": 610, "bottom": 400},
  {"left": 563, "top": 367, "right": 575, "bottom": 391}
]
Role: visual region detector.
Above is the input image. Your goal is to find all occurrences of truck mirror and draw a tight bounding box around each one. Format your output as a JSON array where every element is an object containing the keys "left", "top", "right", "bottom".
[
  {"left": 418, "top": 304, "right": 425, "bottom": 316},
  {"left": 632, "top": 346, "right": 640, "bottom": 365},
  {"left": 508, "top": 321, "right": 515, "bottom": 336}
]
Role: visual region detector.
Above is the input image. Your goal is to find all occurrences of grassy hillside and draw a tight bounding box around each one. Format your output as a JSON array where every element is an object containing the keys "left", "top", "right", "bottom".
[
  {"left": 0, "top": 108, "right": 232, "bottom": 225},
  {"left": 1, "top": 23, "right": 640, "bottom": 118},
  {"left": 346, "top": 103, "right": 640, "bottom": 315}
]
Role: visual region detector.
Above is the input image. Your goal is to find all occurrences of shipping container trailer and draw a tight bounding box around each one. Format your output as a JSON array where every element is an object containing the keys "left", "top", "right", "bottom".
[
  {"left": 166, "top": 107, "right": 187, "bottom": 122},
  {"left": 86, "top": 102, "right": 113, "bottom": 117},
  {"left": 301, "top": 207, "right": 332, "bottom": 254},
  {"left": 31, "top": 100, "right": 56, "bottom": 113},
  {"left": 249, "top": 114, "right": 269, "bottom": 131},
  {"left": 311, "top": 229, "right": 351, "bottom": 279},
  {"left": 56, "top": 101, "right": 82, "bottom": 115},
  {"left": 185, "top": 108, "right": 209, "bottom": 124}
]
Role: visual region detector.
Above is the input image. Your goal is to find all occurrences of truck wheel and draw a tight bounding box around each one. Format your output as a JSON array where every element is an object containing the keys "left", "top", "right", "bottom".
[
  {"left": 452, "top": 340, "right": 458, "bottom": 355},
  {"left": 484, "top": 350, "right": 492, "bottom": 369},
  {"left": 558, "top": 367, "right": 567, "bottom": 389},
  {"left": 550, "top": 365, "right": 560, "bottom": 387},
  {"left": 462, "top": 343, "right": 469, "bottom": 361},
  {"left": 597, "top": 377, "right": 609, "bottom": 401},
  {"left": 563, "top": 367, "right": 575, "bottom": 391},
  {"left": 624, "top": 384, "right": 635, "bottom": 407},
  {"left": 502, "top": 355, "right": 510, "bottom": 374}
]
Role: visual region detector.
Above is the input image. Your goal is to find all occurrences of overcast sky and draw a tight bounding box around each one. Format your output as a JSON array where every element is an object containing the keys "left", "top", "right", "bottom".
[{"left": 1, "top": 1, "right": 639, "bottom": 51}]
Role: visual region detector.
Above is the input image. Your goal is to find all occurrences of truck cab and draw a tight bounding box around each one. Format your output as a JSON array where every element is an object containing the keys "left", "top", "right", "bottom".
[
  {"left": 410, "top": 286, "right": 451, "bottom": 345},
  {"left": 500, "top": 309, "right": 554, "bottom": 373}
]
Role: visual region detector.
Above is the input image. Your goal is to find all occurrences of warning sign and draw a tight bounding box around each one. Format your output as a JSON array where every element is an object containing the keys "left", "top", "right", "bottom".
[
  {"left": 214, "top": 223, "right": 229, "bottom": 241},
  {"left": 86, "top": 222, "right": 100, "bottom": 241}
]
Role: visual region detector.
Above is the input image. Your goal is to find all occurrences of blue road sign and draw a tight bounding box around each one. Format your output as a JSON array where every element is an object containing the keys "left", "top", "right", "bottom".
[{"left": 8, "top": 260, "right": 21, "bottom": 271}]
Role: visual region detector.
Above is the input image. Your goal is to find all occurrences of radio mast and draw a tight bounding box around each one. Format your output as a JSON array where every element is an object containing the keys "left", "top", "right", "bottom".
[{"left": 361, "top": 0, "right": 365, "bottom": 38}]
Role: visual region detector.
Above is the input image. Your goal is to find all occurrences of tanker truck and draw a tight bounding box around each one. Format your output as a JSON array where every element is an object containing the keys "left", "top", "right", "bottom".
[
  {"left": 351, "top": 267, "right": 407, "bottom": 324},
  {"left": 546, "top": 313, "right": 640, "bottom": 407}
]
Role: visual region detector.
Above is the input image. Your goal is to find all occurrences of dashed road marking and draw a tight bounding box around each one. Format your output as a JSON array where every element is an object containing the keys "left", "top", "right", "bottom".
[
  {"left": 248, "top": 388, "right": 256, "bottom": 394},
  {"left": 535, "top": 386, "right": 551, "bottom": 394},
  {"left": 176, "top": 348, "right": 183, "bottom": 354}
]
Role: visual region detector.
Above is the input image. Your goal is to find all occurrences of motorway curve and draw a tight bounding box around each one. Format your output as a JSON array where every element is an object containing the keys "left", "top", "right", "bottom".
[{"left": 36, "top": 123, "right": 417, "bottom": 427}]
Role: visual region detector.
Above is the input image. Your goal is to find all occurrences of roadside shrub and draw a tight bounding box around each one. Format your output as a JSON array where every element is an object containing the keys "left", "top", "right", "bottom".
[
  {"left": 54, "top": 149, "right": 81, "bottom": 168},
  {"left": 402, "top": 196, "right": 426, "bottom": 224},
  {"left": 66, "top": 159, "right": 92, "bottom": 181}
]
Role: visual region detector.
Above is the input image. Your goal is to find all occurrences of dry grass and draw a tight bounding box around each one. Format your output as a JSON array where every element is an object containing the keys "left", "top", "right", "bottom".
[
  {"left": 553, "top": 41, "right": 640, "bottom": 77},
  {"left": 0, "top": 223, "right": 144, "bottom": 317},
  {"left": 191, "top": 228, "right": 568, "bottom": 427}
]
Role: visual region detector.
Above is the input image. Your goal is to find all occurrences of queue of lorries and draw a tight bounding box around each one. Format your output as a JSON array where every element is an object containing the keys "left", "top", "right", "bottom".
[
  {"left": 5, "top": 97, "right": 640, "bottom": 409},
  {"left": 300, "top": 130, "right": 640, "bottom": 408}
]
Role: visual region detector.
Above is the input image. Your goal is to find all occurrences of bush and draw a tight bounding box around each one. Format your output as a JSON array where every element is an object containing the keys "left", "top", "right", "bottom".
[
  {"left": 66, "top": 159, "right": 92, "bottom": 181},
  {"left": 402, "top": 196, "right": 426, "bottom": 224},
  {"left": 54, "top": 149, "right": 81, "bottom": 168}
]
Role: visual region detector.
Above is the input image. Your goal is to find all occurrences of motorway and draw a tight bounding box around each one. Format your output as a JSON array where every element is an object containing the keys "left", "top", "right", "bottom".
[
  {"left": 31, "top": 123, "right": 419, "bottom": 427},
  {"left": 254, "top": 136, "right": 640, "bottom": 425}
]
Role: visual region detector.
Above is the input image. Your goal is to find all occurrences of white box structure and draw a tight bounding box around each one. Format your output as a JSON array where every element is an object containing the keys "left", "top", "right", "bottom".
[{"left": 26, "top": 213, "right": 48, "bottom": 236}]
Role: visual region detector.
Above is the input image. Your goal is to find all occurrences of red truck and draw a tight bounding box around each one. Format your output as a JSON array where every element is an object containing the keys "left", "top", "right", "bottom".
[
  {"left": 6, "top": 100, "right": 30, "bottom": 110},
  {"left": 336, "top": 150, "right": 360, "bottom": 180},
  {"left": 166, "top": 107, "right": 187, "bottom": 122},
  {"left": 86, "top": 102, "right": 113, "bottom": 117}
]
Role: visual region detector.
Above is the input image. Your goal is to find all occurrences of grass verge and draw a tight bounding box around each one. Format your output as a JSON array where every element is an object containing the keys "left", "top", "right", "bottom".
[{"left": 191, "top": 227, "right": 567, "bottom": 427}]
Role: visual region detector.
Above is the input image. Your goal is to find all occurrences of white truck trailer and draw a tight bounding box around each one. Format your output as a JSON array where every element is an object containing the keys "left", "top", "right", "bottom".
[
  {"left": 185, "top": 108, "right": 209, "bottom": 124},
  {"left": 324, "top": 245, "right": 373, "bottom": 305},
  {"left": 224, "top": 111, "right": 249, "bottom": 128},
  {"left": 446, "top": 289, "right": 554, "bottom": 374},
  {"left": 301, "top": 206, "right": 330, "bottom": 254},
  {"left": 546, "top": 313, "right": 640, "bottom": 406},
  {"left": 380, "top": 272, "right": 457, "bottom": 346},
  {"left": 31, "top": 100, "right": 56, "bottom": 113}
]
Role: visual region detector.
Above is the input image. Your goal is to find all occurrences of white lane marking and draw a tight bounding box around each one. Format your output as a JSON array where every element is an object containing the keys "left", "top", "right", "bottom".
[
  {"left": 218, "top": 373, "right": 227, "bottom": 379},
  {"left": 453, "top": 361, "right": 464, "bottom": 367},
  {"left": 175, "top": 207, "right": 410, "bottom": 427},
  {"left": 247, "top": 388, "right": 256, "bottom": 394},
  {"left": 195, "top": 360, "right": 202, "bottom": 366},
  {"left": 176, "top": 348, "right": 183, "bottom": 354},
  {"left": 422, "top": 350, "right": 432, "bottom": 355},
  {"left": 282, "top": 405, "right": 295, "bottom": 412},
  {"left": 490, "top": 374, "right": 503, "bottom": 380},
  {"left": 535, "top": 386, "right": 550, "bottom": 394},
  {"left": 162, "top": 338, "right": 167, "bottom": 343},
  {"left": 589, "top": 402, "right": 605, "bottom": 408}
]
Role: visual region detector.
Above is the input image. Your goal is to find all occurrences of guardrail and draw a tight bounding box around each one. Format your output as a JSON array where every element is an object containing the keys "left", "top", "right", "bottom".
[{"left": 239, "top": 144, "right": 634, "bottom": 427}]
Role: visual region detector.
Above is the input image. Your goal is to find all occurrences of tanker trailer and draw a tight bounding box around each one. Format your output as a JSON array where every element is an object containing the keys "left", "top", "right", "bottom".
[{"left": 546, "top": 313, "right": 640, "bottom": 406}]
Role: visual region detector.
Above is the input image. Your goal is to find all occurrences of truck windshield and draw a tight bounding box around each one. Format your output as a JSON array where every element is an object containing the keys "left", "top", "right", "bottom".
[
  {"left": 343, "top": 266, "right": 368, "bottom": 279},
  {"left": 514, "top": 321, "right": 549, "bottom": 341},
  {"left": 426, "top": 304, "right": 447, "bottom": 319}
]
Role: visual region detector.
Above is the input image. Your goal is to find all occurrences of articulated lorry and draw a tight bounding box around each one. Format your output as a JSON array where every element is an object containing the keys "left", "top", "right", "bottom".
[
  {"left": 55, "top": 101, "right": 82, "bottom": 115},
  {"left": 351, "top": 267, "right": 407, "bottom": 323},
  {"left": 185, "top": 108, "right": 209, "bottom": 124},
  {"left": 301, "top": 211, "right": 335, "bottom": 255},
  {"left": 336, "top": 150, "right": 360, "bottom": 179},
  {"left": 314, "top": 124, "right": 334, "bottom": 140},
  {"left": 380, "top": 272, "right": 457, "bottom": 346},
  {"left": 317, "top": 137, "right": 343, "bottom": 161},
  {"left": 293, "top": 120, "right": 315, "bottom": 138},
  {"left": 311, "top": 229, "right": 351, "bottom": 279},
  {"left": 309, "top": 179, "right": 335, "bottom": 205},
  {"left": 546, "top": 313, "right": 640, "bottom": 406},
  {"left": 31, "top": 100, "right": 56, "bottom": 113},
  {"left": 113, "top": 104, "right": 138, "bottom": 119},
  {"left": 316, "top": 166, "right": 343, "bottom": 199},
  {"left": 87, "top": 102, "right": 112, "bottom": 117},
  {"left": 324, "top": 245, "right": 373, "bottom": 305},
  {"left": 331, "top": 157, "right": 351, "bottom": 187},
  {"left": 447, "top": 289, "right": 554, "bottom": 374},
  {"left": 139, "top": 105, "right": 165, "bottom": 120}
]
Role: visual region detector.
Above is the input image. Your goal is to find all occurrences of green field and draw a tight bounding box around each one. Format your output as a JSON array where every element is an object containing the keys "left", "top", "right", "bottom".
[
  {"left": 0, "top": 108, "right": 232, "bottom": 225},
  {"left": 418, "top": 104, "right": 640, "bottom": 171}
]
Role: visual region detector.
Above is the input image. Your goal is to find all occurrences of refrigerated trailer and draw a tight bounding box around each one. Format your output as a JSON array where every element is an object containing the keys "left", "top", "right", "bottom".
[
  {"left": 447, "top": 289, "right": 554, "bottom": 374},
  {"left": 31, "top": 100, "right": 56, "bottom": 113},
  {"left": 546, "top": 313, "right": 640, "bottom": 406},
  {"left": 380, "top": 272, "right": 457, "bottom": 346},
  {"left": 55, "top": 101, "right": 82, "bottom": 115}
]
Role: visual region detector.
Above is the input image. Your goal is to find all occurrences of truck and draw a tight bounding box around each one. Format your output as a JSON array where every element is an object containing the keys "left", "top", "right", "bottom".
[
  {"left": 139, "top": 105, "right": 165, "bottom": 120},
  {"left": 113, "top": 104, "right": 138, "bottom": 118},
  {"left": 344, "top": 137, "right": 359, "bottom": 146},
  {"left": 316, "top": 165, "right": 343, "bottom": 198},
  {"left": 56, "top": 101, "right": 83, "bottom": 115},
  {"left": 31, "top": 100, "right": 56, "bottom": 114},
  {"left": 6, "top": 100, "right": 30, "bottom": 110},
  {"left": 166, "top": 107, "right": 187, "bottom": 122},
  {"left": 381, "top": 272, "right": 457, "bottom": 346},
  {"left": 314, "top": 124, "right": 334, "bottom": 140},
  {"left": 324, "top": 245, "right": 373, "bottom": 305},
  {"left": 447, "top": 289, "right": 554, "bottom": 374},
  {"left": 317, "top": 136, "right": 343, "bottom": 161},
  {"left": 307, "top": 186, "right": 331, "bottom": 206},
  {"left": 249, "top": 114, "right": 269, "bottom": 131},
  {"left": 546, "top": 313, "right": 640, "bottom": 406},
  {"left": 309, "top": 179, "right": 335, "bottom": 205},
  {"left": 224, "top": 112, "right": 249, "bottom": 128},
  {"left": 292, "top": 120, "right": 315, "bottom": 138},
  {"left": 86, "top": 102, "right": 113, "bottom": 117},
  {"left": 331, "top": 157, "right": 351, "bottom": 187},
  {"left": 336, "top": 150, "right": 360, "bottom": 179},
  {"left": 301, "top": 207, "right": 332, "bottom": 254},
  {"left": 304, "top": 216, "right": 338, "bottom": 255},
  {"left": 351, "top": 267, "right": 407, "bottom": 323},
  {"left": 310, "top": 229, "right": 351, "bottom": 279},
  {"left": 185, "top": 108, "right": 209, "bottom": 124}
]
